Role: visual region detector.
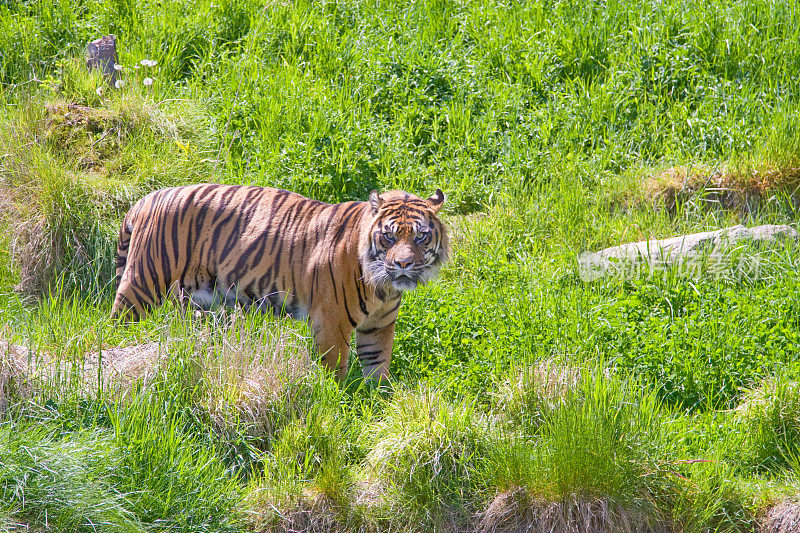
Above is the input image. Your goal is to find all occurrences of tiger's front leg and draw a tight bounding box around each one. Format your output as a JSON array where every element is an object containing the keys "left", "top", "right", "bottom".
[
  {"left": 355, "top": 323, "right": 394, "bottom": 382},
  {"left": 355, "top": 297, "right": 402, "bottom": 383},
  {"left": 311, "top": 316, "right": 353, "bottom": 382}
]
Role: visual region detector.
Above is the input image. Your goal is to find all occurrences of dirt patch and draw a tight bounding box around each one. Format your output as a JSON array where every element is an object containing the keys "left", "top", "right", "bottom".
[
  {"left": 0, "top": 339, "right": 170, "bottom": 410},
  {"left": 760, "top": 500, "right": 800, "bottom": 533},
  {"left": 479, "top": 488, "right": 669, "bottom": 533},
  {"left": 0, "top": 341, "right": 32, "bottom": 412},
  {"left": 642, "top": 165, "right": 800, "bottom": 216}
]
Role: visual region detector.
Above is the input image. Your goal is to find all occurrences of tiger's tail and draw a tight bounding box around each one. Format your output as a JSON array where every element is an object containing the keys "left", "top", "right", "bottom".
[
  {"left": 111, "top": 216, "right": 135, "bottom": 320},
  {"left": 114, "top": 216, "right": 132, "bottom": 289}
]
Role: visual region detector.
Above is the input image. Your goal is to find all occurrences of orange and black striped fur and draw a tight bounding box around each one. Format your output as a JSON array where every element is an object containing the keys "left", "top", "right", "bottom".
[{"left": 111, "top": 184, "right": 449, "bottom": 382}]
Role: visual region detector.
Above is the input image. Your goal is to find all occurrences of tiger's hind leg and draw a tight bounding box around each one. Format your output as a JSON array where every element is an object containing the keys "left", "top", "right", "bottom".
[
  {"left": 114, "top": 218, "right": 132, "bottom": 290},
  {"left": 111, "top": 256, "right": 168, "bottom": 321},
  {"left": 111, "top": 276, "right": 157, "bottom": 322}
]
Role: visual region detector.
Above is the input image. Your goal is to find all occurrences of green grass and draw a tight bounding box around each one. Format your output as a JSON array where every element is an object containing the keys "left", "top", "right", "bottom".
[
  {"left": 484, "top": 370, "right": 672, "bottom": 531},
  {"left": 2, "top": 0, "right": 800, "bottom": 530},
  {"left": 0, "top": 425, "right": 143, "bottom": 532}
]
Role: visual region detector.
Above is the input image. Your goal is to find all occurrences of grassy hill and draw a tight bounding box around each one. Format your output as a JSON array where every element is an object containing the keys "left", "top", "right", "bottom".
[{"left": 2, "top": 0, "right": 800, "bottom": 530}]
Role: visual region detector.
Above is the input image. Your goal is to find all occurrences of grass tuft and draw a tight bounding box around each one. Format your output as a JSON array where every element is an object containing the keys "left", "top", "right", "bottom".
[
  {"left": 0, "top": 62, "right": 217, "bottom": 294},
  {"left": 493, "top": 360, "right": 581, "bottom": 431},
  {"left": 245, "top": 382, "right": 363, "bottom": 532},
  {"left": 729, "top": 373, "right": 800, "bottom": 473},
  {"left": 484, "top": 369, "right": 672, "bottom": 531},
  {"left": 0, "top": 341, "right": 31, "bottom": 413},
  {"left": 364, "top": 385, "right": 489, "bottom": 528},
  {"left": 196, "top": 311, "right": 319, "bottom": 445},
  {"left": 0, "top": 425, "right": 143, "bottom": 532}
]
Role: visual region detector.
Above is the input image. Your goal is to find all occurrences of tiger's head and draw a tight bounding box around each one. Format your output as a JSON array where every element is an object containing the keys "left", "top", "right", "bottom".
[{"left": 361, "top": 189, "right": 450, "bottom": 292}]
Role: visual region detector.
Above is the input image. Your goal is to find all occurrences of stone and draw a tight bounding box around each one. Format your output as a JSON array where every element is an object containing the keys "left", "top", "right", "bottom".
[{"left": 578, "top": 224, "right": 799, "bottom": 281}]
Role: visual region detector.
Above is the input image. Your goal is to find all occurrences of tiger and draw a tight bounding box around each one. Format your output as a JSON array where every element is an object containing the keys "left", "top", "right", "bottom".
[{"left": 110, "top": 183, "right": 450, "bottom": 382}]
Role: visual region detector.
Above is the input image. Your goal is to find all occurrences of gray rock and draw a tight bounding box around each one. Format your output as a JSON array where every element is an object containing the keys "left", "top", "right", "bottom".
[{"left": 578, "top": 224, "right": 798, "bottom": 281}]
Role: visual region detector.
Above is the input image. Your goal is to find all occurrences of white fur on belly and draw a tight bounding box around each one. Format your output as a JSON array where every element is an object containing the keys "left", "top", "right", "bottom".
[{"left": 189, "top": 288, "right": 216, "bottom": 310}]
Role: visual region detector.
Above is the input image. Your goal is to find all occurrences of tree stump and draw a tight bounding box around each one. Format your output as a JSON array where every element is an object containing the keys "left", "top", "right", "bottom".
[{"left": 85, "top": 34, "right": 118, "bottom": 85}]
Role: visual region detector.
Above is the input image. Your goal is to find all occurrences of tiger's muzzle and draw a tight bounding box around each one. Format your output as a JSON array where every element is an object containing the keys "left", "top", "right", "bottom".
[{"left": 387, "top": 268, "right": 422, "bottom": 291}]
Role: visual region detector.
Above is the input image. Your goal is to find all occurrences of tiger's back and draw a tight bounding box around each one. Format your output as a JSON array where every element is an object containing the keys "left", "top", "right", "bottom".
[
  {"left": 113, "top": 183, "right": 353, "bottom": 320},
  {"left": 112, "top": 183, "right": 449, "bottom": 382}
]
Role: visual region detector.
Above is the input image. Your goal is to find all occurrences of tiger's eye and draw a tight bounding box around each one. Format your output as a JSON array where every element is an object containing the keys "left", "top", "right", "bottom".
[
  {"left": 383, "top": 231, "right": 396, "bottom": 242},
  {"left": 414, "top": 229, "right": 429, "bottom": 243}
]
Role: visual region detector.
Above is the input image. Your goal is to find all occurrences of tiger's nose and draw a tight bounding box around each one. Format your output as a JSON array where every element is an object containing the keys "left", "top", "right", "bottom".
[{"left": 394, "top": 258, "right": 413, "bottom": 269}]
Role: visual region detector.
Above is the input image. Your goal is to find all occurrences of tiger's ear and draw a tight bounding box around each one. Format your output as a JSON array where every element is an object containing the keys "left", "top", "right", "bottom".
[
  {"left": 427, "top": 189, "right": 445, "bottom": 212},
  {"left": 369, "top": 190, "right": 384, "bottom": 214}
]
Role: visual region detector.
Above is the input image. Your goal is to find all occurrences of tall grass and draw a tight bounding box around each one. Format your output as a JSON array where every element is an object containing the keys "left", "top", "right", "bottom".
[
  {"left": 483, "top": 368, "right": 672, "bottom": 531},
  {"left": 1, "top": 0, "right": 800, "bottom": 530},
  {"left": 0, "top": 426, "right": 143, "bottom": 533},
  {"left": 0, "top": 60, "right": 217, "bottom": 294}
]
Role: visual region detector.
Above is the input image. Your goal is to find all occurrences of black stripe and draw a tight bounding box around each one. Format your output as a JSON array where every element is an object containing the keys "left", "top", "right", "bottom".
[
  {"left": 231, "top": 232, "right": 269, "bottom": 279},
  {"left": 328, "top": 262, "right": 339, "bottom": 305},
  {"left": 169, "top": 203, "right": 181, "bottom": 280},
  {"left": 179, "top": 214, "right": 196, "bottom": 289},
  {"left": 117, "top": 293, "right": 137, "bottom": 313},
  {"left": 332, "top": 202, "right": 363, "bottom": 243},
  {"left": 286, "top": 203, "right": 318, "bottom": 284},
  {"left": 266, "top": 190, "right": 292, "bottom": 226},
  {"left": 358, "top": 350, "right": 383, "bottom": 362},
  {"left": 309, "top": 265, "right": 318, "bottom": 307},
  {"left": 289, "top": 249, "right": 299, "bottom": 304},
  {"left": 342, "top": 283, "right": 358, "bottom": 328},
  {"left": 339, "top": 325, "right": 350, "bottom": 346},
  {"left": 158, "top": 216, "right": 172, "bottom": 286},
  {"left": 128, "top": 278, "right": 155, "bottom": 306},
  {"left": 143, "top": 243, "right": 159, "bottom": 295},
  {"left": 217, "top": 185, "right": 240, "bottom": 210},
  {"left": 220, "top": 212, "right": 243, "bottom": 257},
  {"left": 242, "top": 279, "right": 257, "bottom": 302},
  {"left": 269, "top": 200, "right": 305, "bottom": 254},
  {"left": 353, "top": 273, "right": 368, "bottom": 314},
  {"left": 209, "top": 208, "right": 238, "bottom": 255},
  {"left": 320, "top": 203, "right": 343, "bottom": 237},
  {"left": 256, "top": 263, "right": 275, "bottom": 292}
]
